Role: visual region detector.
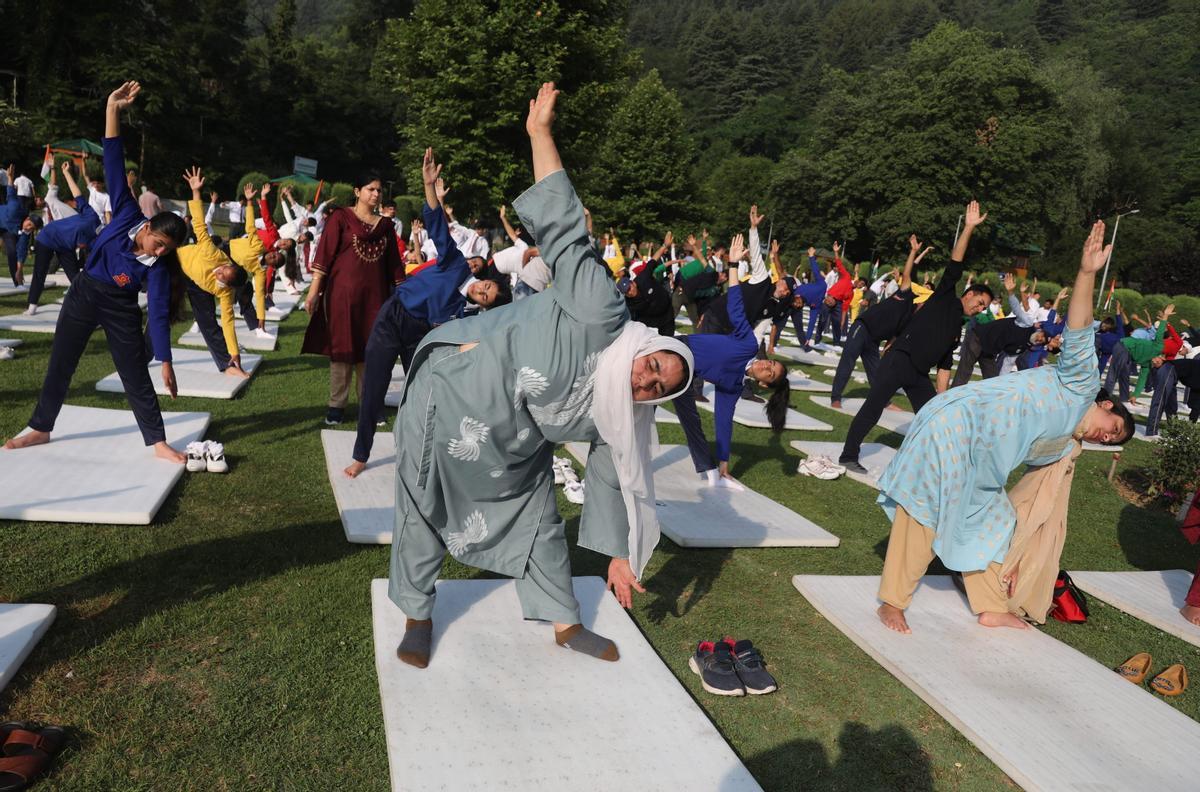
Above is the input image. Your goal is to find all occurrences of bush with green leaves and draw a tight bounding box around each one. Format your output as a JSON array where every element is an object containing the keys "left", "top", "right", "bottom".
[{"left": 1146, "top": 418, "right": 1200, "bottom": 507}]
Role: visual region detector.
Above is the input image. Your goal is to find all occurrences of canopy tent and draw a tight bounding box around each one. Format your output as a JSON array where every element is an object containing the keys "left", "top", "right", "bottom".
[{"left": 48, "top": 138, "right": 104, "bottom": 157}]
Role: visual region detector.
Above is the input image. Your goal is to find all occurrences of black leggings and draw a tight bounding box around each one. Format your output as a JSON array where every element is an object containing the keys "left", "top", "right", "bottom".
[{"left": 840, "top": 351, "right": 936, "bottom": 463}]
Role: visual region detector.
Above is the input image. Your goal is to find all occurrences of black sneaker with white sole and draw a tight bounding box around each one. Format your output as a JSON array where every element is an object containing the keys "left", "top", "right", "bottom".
[
  {"left": 723, "top": 638, "right": 778, "bottom": 694},
  {"left": 839, "top": 458, "right": 869, "bottom": 475},
  {"left": 688, "top": 641, "right": 745, "bottom": 696},
  {"left": 325, "top": 407, "right": 345, "bottom": 426}
]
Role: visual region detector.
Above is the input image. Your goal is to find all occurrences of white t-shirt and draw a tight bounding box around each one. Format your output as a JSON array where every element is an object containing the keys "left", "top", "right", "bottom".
[
  {"left": 88, "top": 187, "right": 112, "bottom": 223},
  {"left": 13, "top": 175, "right": 34, "bottom": 197},
  {"left": 492, "top": 239, "right": 549, "bottom": 293}
]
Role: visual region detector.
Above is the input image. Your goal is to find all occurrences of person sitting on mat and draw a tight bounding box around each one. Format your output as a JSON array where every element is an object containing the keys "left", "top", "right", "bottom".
[
  {"left": 342, "top": 147, "right": 510, "bottom": 479},
  {"left": 177, "top": 166, "right": 252, "bottom": 379},
  {"left": 674, "top": 232, "right": 789, "bottom": 491},
  {"left": 25, "top": 161, "right": 101, "bottom": 314},
  {"left": 386, "top": 83, "right": 694, "bottom": 669},
  {"left": 5, "top": 81, "right": 190, "bottom": 462},
  {"left": 874, "top": 220, "right": 1134, "bottom": 635}
]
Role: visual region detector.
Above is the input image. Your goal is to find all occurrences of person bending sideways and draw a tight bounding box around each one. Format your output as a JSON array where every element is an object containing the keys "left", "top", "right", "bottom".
[
  {"left": 386, "top": 83, "right": 693, "bottom": 668},
  {"left": 874, "top": 221, "right": 1134, "bottom": 634},
  {"left": 343, "top": 148, "right": 510, "bottom": 478},
  {"left": 177, "top": 166, "right": 252, "bottom": 380},
  {"left": 25, "top": 161, "right": 101, "bottom": 313},
  {"left": 1103, "top": 305, "right": 1173, "bottom": 405},
  {"left": 838, "top": 201, "right": 994, "bottom": 475},
  {"left": 224, "top": 182, "right": 274, "bottom": 340},
  {"left": 5, "top": 81, "right": 190, "bottom": 463}
]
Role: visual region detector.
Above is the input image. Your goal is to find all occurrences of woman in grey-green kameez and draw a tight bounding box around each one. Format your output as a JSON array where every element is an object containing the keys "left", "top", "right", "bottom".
[{"left": 388, "top": 83, "right": 694, "bottom": 667}]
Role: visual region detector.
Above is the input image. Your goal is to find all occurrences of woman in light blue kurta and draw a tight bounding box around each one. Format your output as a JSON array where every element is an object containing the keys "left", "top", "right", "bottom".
[
  {"left": 874, "top": 221, "right": 1135, "bottom": 634},
  {"left": 387, "top": 84, "right": 694, "bottom": 667}
]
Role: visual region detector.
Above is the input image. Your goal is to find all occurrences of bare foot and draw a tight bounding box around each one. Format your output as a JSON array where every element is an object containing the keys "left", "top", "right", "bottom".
[
  {"left": 885, "top": 404, "right": 904, "bottom": 412},
  {"left": 4, "top": 430, "right": 50, "bottom": 449},
  {"left": 154, "top": 441, "right": 187, "bottom": 464},
  {"left": 830, "top": 400, "right": 841, "bottom": 409},
  {"left": 343, "top": 460, "right": 367, "bottom": 478},
  {"left": 224, "top": 366, "right": 250, "bottom": 379},
  {"left": 1180, "top": 604, "right": 1200, "bottom": 627},
  {"left": 977, "top": 611, "right": 1029, "bottom": 630},
  {"left": 877, "top": 603, "right": 911, "bottom": 634}
]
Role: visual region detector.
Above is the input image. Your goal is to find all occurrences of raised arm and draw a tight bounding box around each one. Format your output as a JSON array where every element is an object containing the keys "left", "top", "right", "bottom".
[
  {"left": 103, "top": 82, "right": 141, "bottom": 221},
  {"left": 60, "top": 161, "right": 83, "bottom": 200},
  {"left": 527, "top": 82, "right": 564, "bottom": 182},
  {"left": 900, "top": 235, "right": 921, "bottom": 289},
  {"left": 940, "top": 200, "right": 986, "bottom": 295},
  {"left": 183, "top": 167, "right": 219, "bottom": 253},
  {"left": 498, "top": 204, "right": 521, "bottom": 244}
]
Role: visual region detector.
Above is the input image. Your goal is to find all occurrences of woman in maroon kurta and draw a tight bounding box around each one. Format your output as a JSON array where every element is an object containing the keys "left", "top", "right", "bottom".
[{"left": 302, "top": 173, "right": 403, "bottom": 424}]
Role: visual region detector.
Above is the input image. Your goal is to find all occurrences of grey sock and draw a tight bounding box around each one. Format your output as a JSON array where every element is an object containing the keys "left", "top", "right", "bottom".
[
  {"left": 555, "top": 624, "right": 619, "bottom": 662},
  {"left": 397, "top": 618, "right": 432, "bottom": 668}
]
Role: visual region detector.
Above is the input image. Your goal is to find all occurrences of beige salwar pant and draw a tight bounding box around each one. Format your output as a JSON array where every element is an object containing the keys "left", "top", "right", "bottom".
[
  {"left": 878, "top": 505, "right": 1010, "bottom": 615},
  {"left": 329, "top": 361, "right": 365, "bottom": 408}
]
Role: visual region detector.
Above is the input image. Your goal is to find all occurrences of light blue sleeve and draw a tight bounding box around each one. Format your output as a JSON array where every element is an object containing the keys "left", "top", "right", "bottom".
[{"left": 1056, "top": 325, "right": 1099, "bottom": 397}]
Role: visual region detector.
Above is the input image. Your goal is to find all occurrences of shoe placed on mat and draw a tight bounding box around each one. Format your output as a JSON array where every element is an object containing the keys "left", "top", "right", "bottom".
[
  {"left": 1115, "top": 652, "right": 1153, "bottom": 685},
  {"left": 205, "top": 442, "right": 229, "bottom": 474},
  {"left": 254, "top": 327, "right": 273, "bottom": 340},
  {"left": 721, "top": 637, "right": 778, "bottom": 695},
  {"left": 185, "top": 441, "right": 208, "bottom": 473},
  {"left": 0, "top": 347, "right": 13, "bottom": 361},
  {"left": 1150, "top": 664, "right": 1188, "bottom": 696},
  {"left": 839, "top": 458, "right": 869, "bottom": 476},
  {"left": 325, "top": 407, "right": 344, "bottom": 426},
  {"left": 564, "top": 480, "right": 585, "bottom": 505},
  {"left": 23, "top": 305, "right": 35, "bottom": 316},
  {"left": 688, "top": 641, "right": 745, "bottom": 696},
  {"left": 798, "top": 456, "right": 843, "bottom": 481},
  {"left": 0, "top": 723, "right": 65, "bottom": 792}
]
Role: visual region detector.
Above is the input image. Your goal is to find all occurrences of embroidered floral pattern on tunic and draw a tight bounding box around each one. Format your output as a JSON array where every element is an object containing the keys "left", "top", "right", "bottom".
[
  {"left": 513, "top": 367, "right": 550, "bottom": 408},
  {"left": 447, "top": 510, "right": 488, "bottom": 555},
  {"left": 527, "top": 352, "right": 600, "bottom": 427},
  {"left": 448, "top": 416, "right": 490, "bottom": 461}
]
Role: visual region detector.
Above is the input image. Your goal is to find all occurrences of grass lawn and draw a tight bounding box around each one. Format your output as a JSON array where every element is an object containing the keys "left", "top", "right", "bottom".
[{"left": 2, "top": 287, "right": 1198, "bottom": 791}]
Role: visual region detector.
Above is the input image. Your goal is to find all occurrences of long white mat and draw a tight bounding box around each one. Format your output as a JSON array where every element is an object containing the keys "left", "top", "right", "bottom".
[
  {"left": 0, "top": 338, "right": 21, "bottom": 348},
  {"left": 1131, "top": 423, "right": 1161, "bottom": 443},
  {"left": 46, "top": 271, "right": 71, "bottom": 288},
  {"left": 95, "top": 347, "right": 262, "bottom": 399},
  {"left": 179, "top": 322, "right": 278, "bottom": 351},
  {"left": 321, "top": 430, "right": 395, "bottom": 544},
  {"left": 0, "top": 405, "right": 209, "bottom": 524},
  {"left": 775, "top": 346, "right": 842, "bottom": 367},
  {"left": 568, "top": 442, "right": 838, "bottom": 547},
  {"left": 791, "top": 441, "right": 895, "bottom": 490},
  {"left": 786, "top": 373, "right": 832, "bottom": 392},
  {"left": 810, "top": 395, "right": 913, "bottom": 435},
  {"left": 371, "top": 577, "right": 761, "bottom": 791},
  {"left": 693, "top": 383, "right": 833, "bottom": 432},
  {"left": 0, "top": 604, "right": 56, "bottom": 693},
  {"left": 1072, "top": 570, "right": 1200, "bottom": 649},
  {"left": 792, "top": 574, "right": 1200, "bottom": 792},
  {"left": 383, "top": 365, "right": 407, "bottom": 408},
  {"left": 0, "top": 304, "right": 61, "bottom": 334},
  {"left": 0, "top": 284, "right": 30, "bottom": 297},
  {"left": 822, "top": 367, "right": 868, "bottom": 384},
  {"left": 220, "top": 292, "right": 301, "bottom": 323}
]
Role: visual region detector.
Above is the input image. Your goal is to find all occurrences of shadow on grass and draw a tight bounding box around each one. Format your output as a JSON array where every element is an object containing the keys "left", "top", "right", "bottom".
[
  {"left": 736, "top": 721, "right": 934, "bottom": 791},
  {"left": 643, "top": 543, "right": 733, "bottom": 625},
  {"left": 1117, "top": 502, "right": 1200, "bottom": 571}
]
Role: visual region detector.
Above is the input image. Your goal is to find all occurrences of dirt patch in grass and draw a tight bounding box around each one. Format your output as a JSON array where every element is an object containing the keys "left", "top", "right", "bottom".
[{"left": 1114, "top": 468, "right": 1160, "bottom": 509}]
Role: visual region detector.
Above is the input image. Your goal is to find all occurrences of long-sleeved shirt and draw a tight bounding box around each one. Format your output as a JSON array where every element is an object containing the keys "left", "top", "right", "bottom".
[
  {"left": 890, "top": 255, "right": 967, "bottom": 372},
  {"left": 255, "top": 198, "right": 280, "bottom": 251},
  {"left": 36, "top": 199, "right": 101, "bottom": 252},
  {"left": 226, "top": 202, "right": 268, "bottom": 324},
  {"left": 858, "top": 288, "right": 916, "bottom": 343},
  {"left": 180, "top": 198, "right": 240, "bottom": 355},
  {"left": 1096, "top": 313, "right": 1125, "bottom": 357},
  {"left": 1121, "top": 320, "right": 1167, "bottom": 397},
  {"left": 826, "top": 257, "right": 853, "bottom": 309},
  {"left": 681, "top": 282, "right": 758, "bottom": 462},
  {"left": 0, "top": 186, "right": 26, "bottom": 233},
  {"left": 793, "top": 255, "right": 827, "bottom": 341},
  {"left": 42, "top": 185, "right": 79, "bottom": 222},
  {"left": 396, "top": 202, "right": 473, "bottom": 325},
  {"left": 84, "top": 135, "right": 172, "bottom": 363}
]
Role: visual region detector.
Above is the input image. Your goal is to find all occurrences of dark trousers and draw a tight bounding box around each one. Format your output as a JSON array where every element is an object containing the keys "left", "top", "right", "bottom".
[
  {"left": 1103, "top": 343, "right": 1134, "bottom": 403},
  {"left": 830, "top": 320, "right": 881, "bottom": 403},
  {"left": 672, "top": 388, "right": 716, "bottom": 473},
  {"left": 816, "top": 300, "right": 843, "bottom": 344},
  {"left": 1, "top": 230, "right": 19, "bottom": 284},
  {"left": 184, "top": 281, "right": 233, "bottom": 371},
  {"left": 30, "top": 273, "right": 165, "bottom": 445},
  {"left": 28, "top": 245, "right": 83, "bottom": 306},
  {"left": 951, "top": 326, "right": 1002, "bottom": 388},
  {"left": 840, "top": 350, "right": 935, "bottom": 463},
  {"left": 1146, "top": 364, "right": 1179, "bottom": 435},
  {"left": 235, "top": 280, "right": 260, "bottom": 331},
  {"left": 352, "top": 292, "right": 431, "bottom": 463}
]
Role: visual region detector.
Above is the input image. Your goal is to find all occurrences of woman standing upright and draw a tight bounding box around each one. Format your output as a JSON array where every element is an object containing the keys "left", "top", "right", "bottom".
[{"left": 302, "top": 173, "right": 404, "bottom": 424}]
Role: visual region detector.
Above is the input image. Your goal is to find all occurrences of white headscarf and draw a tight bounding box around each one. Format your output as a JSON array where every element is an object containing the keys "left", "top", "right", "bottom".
[{"left": 592, "top": 322, "right": 694, "bottom": 578}]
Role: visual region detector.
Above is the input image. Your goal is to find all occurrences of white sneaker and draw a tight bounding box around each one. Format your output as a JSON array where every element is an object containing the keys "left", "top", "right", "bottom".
[
  {"left": 24, "top": 305, "right": 36, "bottom": 316},
  {"left": 798, "top": 457, "right": 841, "bottom": 480},
  {"left": 186, "top": 441, "right": 208, "bottom": 472},
  {"left": 552, "top": 457, "right": 570, "bottom": 485},
  {"left": 0, "top": 347, "right": 14, "bottom": 361},
  {"left": 564, "top": 481, "right": 585, "bottom": 504},
  {"left": 560, "top": 463, "right": 580, "bottom": 487},
  {"left": 205, "top": 441, "right": 229, "bottom": 473},
  {"left": 254, "top": 327, "right": 273, "bottom": 340}
]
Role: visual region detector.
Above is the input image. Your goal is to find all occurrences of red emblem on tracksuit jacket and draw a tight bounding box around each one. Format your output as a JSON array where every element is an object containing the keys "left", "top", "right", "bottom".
[{"left": 113, "top": 273, "right": 131, "bottom": 287}]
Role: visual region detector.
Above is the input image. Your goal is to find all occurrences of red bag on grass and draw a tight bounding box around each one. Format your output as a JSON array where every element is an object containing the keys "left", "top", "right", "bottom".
[{"left": 1050, "top": 571, "right": 1089, "bottom": 623}]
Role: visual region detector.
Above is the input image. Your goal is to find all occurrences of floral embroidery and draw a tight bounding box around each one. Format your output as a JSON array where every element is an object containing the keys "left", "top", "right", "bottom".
[
  {"left": 513, "top": 367, "right": 550, "bottom": 408},
  {"left": 448, "top": 416, "right": 490, "bottom": 462},
  {"left": 447, "top": 511, "right": 488, "bottom": 555},
  {"left": 528, "top": 352, "right": 600, "bottom": 427}
]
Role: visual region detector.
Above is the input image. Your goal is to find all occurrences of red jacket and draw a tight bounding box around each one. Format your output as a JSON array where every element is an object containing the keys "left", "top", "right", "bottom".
[
  {"left": 826, "top": 257, "right": 854, "bottom": 308},
  {"left": 1164, "top": 324, "right": 1184, "bottom": 359},
  {"left": 255, "top": 197, "right": 280, "bottom": 251}
]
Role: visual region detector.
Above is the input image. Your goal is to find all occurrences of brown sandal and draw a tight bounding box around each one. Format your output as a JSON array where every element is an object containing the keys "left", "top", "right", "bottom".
[
  {"left": 0, "top": 725, "right": 65, "bottom": 792},
  {"left": 1115, "top": 652, "right": 1153, "bottom": 685},
  {"left": 1150, "top": 664, "right": 1189, "bottom": 697}
]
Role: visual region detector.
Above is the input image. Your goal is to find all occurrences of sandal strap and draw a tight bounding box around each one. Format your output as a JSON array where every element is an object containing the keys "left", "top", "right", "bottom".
[
  {"left": 2, "top": 727, "right": 61, "bottom": 758},
  {"left": 0, "top": 752, "right": 48, "bottom": 785}
]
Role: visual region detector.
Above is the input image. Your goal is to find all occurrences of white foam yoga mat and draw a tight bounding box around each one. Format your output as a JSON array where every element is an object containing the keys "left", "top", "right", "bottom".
[
  {"left": 1131, "top": 424, "right": 1161, "bottom": 443},
  {"left": 774, "top": 346, "right": 842, "bottom": 367},
  {"left": 95, "top": 347, "right": 262, "bottom": 399},
  {"left": 791, "top": 574, "right": 1200, "bottom": 792},
  {"left": 786, "top": 373, "right": 832, "bottom": 392},
  {"left": 220, "top": 292, "right": 301, "bottom": 323},
  {"left": 568, "top": 442, "right": 838, "bottom": 547},
  {"left": 1082, "top": 440, "right": 1122, "bottom": 453},
  {"left": 1072, "top": 570, "right": 1200, "bottom": 649},
  {"left": 675, "top": 315, "right": 693, "bottom": 326},
  {"left": 810, "top": 395, "right": 913, "bottom": 435},
  {"left": 822, "top": 367, "right": 868, "bottom": 384},
  {"left": 0, "top": 304, "right": 61, "bottom": 334},
  {"left": 321, "top": 430, "right": 395, "bottom": 544},
  {"left": 383, "top": 365, "right": 407, "bottom": 408},
  {"left": 692, "top": 383, "right": 833, "bottom": 432},
  {"left": 0, "top": 405, "right": 209, "bottom": 524},
  {"left": 371, "top": 577, "right": 761, "bottom": 792},
  {"left": 179, "top": 321, "right": 277, "bottom": 351},
  {"left": 46, "top": 271, "right": 71, "bottom": 288},
  {"left": 791, "top": 441, "right": 895, "bottom": 489},
  {"left": 0, "top": 604, "right": 56, "bottom": 693},
  {"left": 0, "top": 338, "right": 21, "bottom": 348},
  {"left": 0, "top": 284, "right": 29, "bottom": 297}
]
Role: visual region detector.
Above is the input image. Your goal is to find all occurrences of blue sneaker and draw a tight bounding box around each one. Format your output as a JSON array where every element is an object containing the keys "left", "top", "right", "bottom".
[{"left": 688, "top": 641, "right": 745, "bottom": 696}]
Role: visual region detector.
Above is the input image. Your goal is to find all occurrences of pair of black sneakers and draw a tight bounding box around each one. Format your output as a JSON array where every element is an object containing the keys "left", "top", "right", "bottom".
[{"left": 688, "top": 638, "right": 777, "bottom": 696}]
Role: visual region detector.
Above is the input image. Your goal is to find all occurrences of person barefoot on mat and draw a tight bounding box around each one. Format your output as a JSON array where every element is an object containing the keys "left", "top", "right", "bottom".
[
  {"left": 387, "top": 83, "right": 693, "bottom": 668},
  {"left": 874, "top": 220, "right": 1134, "bottom": 634},
  {"left": 5, "top": 81, "right": 189, "bottom": 463}
]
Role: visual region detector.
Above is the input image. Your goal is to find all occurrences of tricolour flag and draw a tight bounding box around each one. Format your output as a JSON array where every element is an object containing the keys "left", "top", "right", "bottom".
[{"left": 39, "top": 145, "right": 53, "bottom": 180}]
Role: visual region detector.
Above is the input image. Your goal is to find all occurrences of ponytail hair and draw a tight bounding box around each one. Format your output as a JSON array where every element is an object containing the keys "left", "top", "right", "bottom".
[{"left": 764, "top": 365, "right": 791, "bottom": 433}]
